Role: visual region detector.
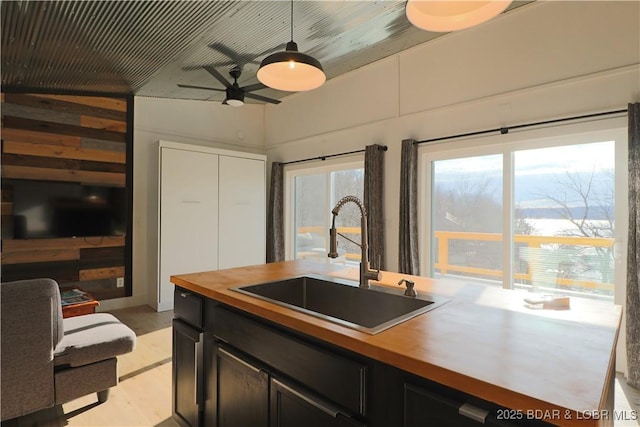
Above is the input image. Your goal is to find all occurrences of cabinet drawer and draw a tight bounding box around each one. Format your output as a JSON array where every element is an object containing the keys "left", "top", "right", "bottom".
[
  {"left": 213, "top": 306, "right": 367, "bottom": 417},
  {"left": 271, "top": 377, "right": 366, "bottom": 427},
  {"left": 404, "top": 383, "right": 521, "bottom": 427},
  {"left": 174, "top": 287, "right": 203, "bottom": 328}
]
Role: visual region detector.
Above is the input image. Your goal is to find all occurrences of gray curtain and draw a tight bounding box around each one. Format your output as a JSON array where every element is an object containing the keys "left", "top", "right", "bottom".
[
  {"left": 266, "top": 162, "right": 284, "bottom": 263},
  {"left": 399, "top": 139, "right": 420, "bottom": 275},
  {"left": 628, "top": 102, "right": 640, "bottom": 388},
  {"left": 364, "top": 144, "right": 386, "bottom": 270}
]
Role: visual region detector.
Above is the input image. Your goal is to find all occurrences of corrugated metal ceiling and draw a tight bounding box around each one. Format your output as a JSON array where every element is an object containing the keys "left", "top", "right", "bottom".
[{"left": 1, "top": 1, "right": 529, "bottom": 104}]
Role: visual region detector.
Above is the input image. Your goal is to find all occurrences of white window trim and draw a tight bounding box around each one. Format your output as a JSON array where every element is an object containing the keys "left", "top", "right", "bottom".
[
  {"left": 284, "top": 156, "right": 364, "bottom": 261},
  {"left": 419, "top": 116, "right": 628, "bottom": 374}
]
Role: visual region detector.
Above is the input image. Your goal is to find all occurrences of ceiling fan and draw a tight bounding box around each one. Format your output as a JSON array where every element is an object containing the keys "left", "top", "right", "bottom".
[{"left": 177, "top": 65, "right": 281, "bottom": 107}]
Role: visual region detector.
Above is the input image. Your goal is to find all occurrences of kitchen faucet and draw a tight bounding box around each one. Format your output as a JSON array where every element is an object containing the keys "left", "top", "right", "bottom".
[{"left": 328, "top": 195, "right": 380, "bottom": 288}]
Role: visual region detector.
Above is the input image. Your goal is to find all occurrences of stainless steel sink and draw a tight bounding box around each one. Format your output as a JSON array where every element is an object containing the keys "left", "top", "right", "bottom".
[{"left": 231, "top": 274, "right": 449, "bottom": 334}]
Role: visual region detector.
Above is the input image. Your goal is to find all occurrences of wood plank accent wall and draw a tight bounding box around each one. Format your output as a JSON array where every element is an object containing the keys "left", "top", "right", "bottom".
[{"left": 1, "top": 92, "right": 133, "bottom": 301}]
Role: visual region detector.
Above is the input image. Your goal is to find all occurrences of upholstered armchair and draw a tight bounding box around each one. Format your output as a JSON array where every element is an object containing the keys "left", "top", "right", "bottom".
[{"left": 0, "top": 278, "right": 136, "bottom": 421}]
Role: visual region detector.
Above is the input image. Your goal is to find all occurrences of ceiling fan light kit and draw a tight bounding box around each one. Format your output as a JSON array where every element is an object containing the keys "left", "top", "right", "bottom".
[
  {"left": 257, "top": 0, "right": 326, "bottom": 92},
  {"left": 406, "top": 0, "right": 513, "bottom": 32},
  {"left": 225, "top": 87, "right": 244, "bottom": 107},
  {"left": 177, "top": 64, "right": 281, "bottom": 106}
]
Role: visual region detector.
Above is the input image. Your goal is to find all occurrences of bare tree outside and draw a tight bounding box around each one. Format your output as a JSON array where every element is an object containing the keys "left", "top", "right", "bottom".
[
  {"left": 534, "top": 166, "right": 615, "bottom": 285},
  {"left": 514, "top": 141, "right": 615, "bottom": 297},
  {"left": 432, "top": 155, "right": 503, "bottom": 276}
]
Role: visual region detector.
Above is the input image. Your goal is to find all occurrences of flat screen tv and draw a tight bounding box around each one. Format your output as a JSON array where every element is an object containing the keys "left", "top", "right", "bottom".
[{"left": 11, "top": 180, "right": 127, "bottom": 239}]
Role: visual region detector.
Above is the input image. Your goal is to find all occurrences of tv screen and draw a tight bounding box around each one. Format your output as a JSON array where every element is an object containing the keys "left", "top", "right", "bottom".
[{"left": 11, "top": 180, "right": 127, "bottom": 239}]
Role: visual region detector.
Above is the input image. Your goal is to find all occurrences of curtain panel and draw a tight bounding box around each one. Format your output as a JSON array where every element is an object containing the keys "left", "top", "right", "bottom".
[
  {"left": 627, "top": 102, "right": 640, "bottom": 388},
  {"left": 399, "top": 139, "right": 420, "bottom": 275},
  {"left": 266, "top": 162, "right": 285, "bottom": 263},
  {"left": 364, "top": 144, "right": 386, "bottom": 270}
]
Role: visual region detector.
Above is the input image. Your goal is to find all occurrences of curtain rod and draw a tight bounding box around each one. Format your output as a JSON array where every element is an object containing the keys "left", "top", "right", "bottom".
[
  {"left": 281, "top": 144, "right": 387, "bottom": 166},
  {"left": 415, "top": 108, "right": 628, "bottom": 145}
]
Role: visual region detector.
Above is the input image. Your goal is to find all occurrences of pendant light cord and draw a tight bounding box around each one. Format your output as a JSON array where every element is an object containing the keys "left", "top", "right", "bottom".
[{"left": 290, "top": 0, "right": 294, "bottom": 42}]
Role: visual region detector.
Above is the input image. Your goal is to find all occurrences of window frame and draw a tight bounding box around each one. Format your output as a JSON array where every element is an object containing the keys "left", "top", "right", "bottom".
[
  {"left": 419, "top": 117, "right": 628, "bottom": 296},
  {"left": 284, "top": 156, "right": 365, "bottom": 261}
]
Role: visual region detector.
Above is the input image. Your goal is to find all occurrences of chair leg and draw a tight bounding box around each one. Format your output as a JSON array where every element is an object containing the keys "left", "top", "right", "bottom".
[{"left": 97, "top": 389, "right": 110, "bottom": 403}]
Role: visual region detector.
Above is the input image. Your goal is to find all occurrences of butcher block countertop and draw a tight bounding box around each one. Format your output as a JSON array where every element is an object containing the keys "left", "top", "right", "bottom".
[{"left": 171, "top": 260, "right": 622, "bottom": 426}]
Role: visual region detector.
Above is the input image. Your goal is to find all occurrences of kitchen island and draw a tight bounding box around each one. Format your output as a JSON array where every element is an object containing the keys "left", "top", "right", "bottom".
[{"left": 171, "top": 260, "right": 621, "bottom": 427}]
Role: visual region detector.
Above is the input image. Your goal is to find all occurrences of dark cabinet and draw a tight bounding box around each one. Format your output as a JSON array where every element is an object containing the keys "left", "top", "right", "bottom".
[
  {"left": 173, "top": 289, "right": 205, "bottom": 427},
  {"left": 173, "top": 320, "right": 204, "bottom": 427},
  {"left": 404, "top": 383, "right": 521, "bottom": 427},
  {"left": 271, "top": 377, "right": 366, "bottom": 427},
  {"left": 172, "top": 296, "right": 549, "bottom": 427},
  {"left": 213, "top": 345, "right": 268, "bottom": 427}
]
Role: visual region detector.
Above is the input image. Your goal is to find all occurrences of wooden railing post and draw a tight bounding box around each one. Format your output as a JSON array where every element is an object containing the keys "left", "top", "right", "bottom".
[{"left": 437, "top": 233, "right": 448, "bottom": 275}]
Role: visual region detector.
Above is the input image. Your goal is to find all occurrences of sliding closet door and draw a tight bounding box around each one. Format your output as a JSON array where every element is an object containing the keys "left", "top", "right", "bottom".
[
  {"left": 159, "top": 147, "right": 219, "bottom": 311},
  {"left": 218, "top": 155, "right": 265, "bottom": 269}
]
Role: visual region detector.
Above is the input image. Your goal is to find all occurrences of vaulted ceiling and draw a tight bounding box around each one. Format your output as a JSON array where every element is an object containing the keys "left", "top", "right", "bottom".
[{"left": 1, "top": 1, "right": 530, "bottom": 104}]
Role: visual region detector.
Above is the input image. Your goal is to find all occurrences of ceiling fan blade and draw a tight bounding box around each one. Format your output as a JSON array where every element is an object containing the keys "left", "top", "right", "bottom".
[
  {"left": 244, "top": 92, "right": 282, "bottom": 105},
  {"left": 203, "top": 66, "right": 231, "bottom": 88},
  {"left": 177, "top": 83, "right": 225, "bottom": 92},
  {"left": 207, "top": 43, "right": 240, "bottom": 61},
  {"left": 241, "top": 83, "right": 268, "bottom": 93}
]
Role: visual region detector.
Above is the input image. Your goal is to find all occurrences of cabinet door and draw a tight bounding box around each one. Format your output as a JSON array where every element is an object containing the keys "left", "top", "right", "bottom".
[
  {"left": 159, "top": 147, "right": 219, "bottom": 311},
  {"left": 271, "top": 378, "right": 365, "bottom": 427},
  {"left": 173, "top": 320, "right": 203, "bottom": 427},
  {"left": 218, "top": 156, "right": 265, "bottom": 269},
  {"left": 215, "top": 345, "right": 268, "bottom": 427}
]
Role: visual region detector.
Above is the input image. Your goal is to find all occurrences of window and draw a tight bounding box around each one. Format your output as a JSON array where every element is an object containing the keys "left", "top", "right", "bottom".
[
  {"left": 421, "top": 120, "right": 627, "bottom": 302},
  {"left": 285, "top": 160, "right": 364, "bottom": 263}
]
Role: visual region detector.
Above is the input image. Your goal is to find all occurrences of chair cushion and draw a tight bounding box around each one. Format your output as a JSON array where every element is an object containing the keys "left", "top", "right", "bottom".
[{"left": 54, "top": 313, "right": 136, "bottom": 367}]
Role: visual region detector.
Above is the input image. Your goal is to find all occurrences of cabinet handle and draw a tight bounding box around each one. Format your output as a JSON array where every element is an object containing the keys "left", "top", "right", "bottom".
[
  {"left": 459, "top": 403, "right": 489, "bottom": 423},
  {"left": 218, "top": 347, "right": 262, "bottom": 374},
  {"left": 272, "top": 378, "right": 343, "bottom": 418},
  {"left": 195, "top": 336, "right": 203, "bottom": 406}
]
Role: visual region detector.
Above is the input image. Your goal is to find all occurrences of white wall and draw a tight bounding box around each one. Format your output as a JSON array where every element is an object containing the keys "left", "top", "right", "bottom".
[
  {"left": 265, "top": 0, "right": 640, "bottom": 273},
  {"left": 99, "top": 96, "right": 265, "bottom": 311}
]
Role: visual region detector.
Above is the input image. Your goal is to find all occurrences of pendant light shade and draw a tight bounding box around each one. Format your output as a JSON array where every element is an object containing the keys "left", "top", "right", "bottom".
[
  {"left": 406, "top": 0, "right": 513, "bottom": 32},
  {"left": 257, "top": 1, "right": 325, "bottom": 92},
  {"left": 257, "top": 41, "right": 325, "bottom": 92}
]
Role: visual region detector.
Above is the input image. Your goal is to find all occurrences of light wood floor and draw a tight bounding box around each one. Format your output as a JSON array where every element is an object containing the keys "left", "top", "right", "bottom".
[{"left": 3, "top": 305, "right": 639, "bottom": 426}]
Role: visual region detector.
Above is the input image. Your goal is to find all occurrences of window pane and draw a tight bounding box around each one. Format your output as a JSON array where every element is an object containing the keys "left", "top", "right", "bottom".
[
  {"left": 294, "top": 174, "right": 326, "bottom": 261},
  {"left": 514, "top": 141, "right": 615, "bottom": 301},
  {"left": 291, "top": 167, "right": 364, "bottom": 264},
  {"left": 431, "top": 155, "right": 503, "bottom": 282}
]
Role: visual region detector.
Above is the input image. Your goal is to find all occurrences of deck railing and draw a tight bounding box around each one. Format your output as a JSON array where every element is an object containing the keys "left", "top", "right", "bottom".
[
  {"left": 435, "top": 231, "right": 614, "bottom": 293},
  {"left": 295, "top": 227, "right": 615, "bottom": 293}
]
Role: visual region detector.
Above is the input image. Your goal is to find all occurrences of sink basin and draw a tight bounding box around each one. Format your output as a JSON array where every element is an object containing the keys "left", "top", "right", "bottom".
[{"left": 231, "top": 274, "right": 449, "bottom": 334}]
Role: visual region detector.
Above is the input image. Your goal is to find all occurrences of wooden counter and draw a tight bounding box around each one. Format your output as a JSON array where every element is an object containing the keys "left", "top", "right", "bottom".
[{"left": 171, "top": 260, "right": 622, "bottom": 426}]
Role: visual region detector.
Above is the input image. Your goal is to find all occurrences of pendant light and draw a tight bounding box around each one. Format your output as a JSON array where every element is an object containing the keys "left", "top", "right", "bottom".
[
  {"left": 257, "top": 0, "right": 326, "bottom": 92},
  {"left": 406, "top": 0, "right": 513, "bottom": 32}
]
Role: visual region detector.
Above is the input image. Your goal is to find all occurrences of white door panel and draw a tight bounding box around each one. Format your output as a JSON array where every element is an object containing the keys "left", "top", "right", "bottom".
[
  {"left": 159, "top": 147, "right": 219, "bottom": 311},
  {"left": 218, "top": 156, "right": 265, "bottom": 269}
]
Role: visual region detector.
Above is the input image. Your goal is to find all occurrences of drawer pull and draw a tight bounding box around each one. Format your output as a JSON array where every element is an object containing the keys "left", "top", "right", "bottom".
[
  {"left": 273, "top": 378, "right": 342, "bottom": 418},
  {"left": 195, "top": 338, "right": 203, "bottom": 406},
  {"left": 218, "top": 347, "right": 262, "bottom": 374},
  {"left": 459, "top": 403, "right": 489, "bottom": 423},
  {"left": 180, "top": 292, "right": 189, "bottom": 298}
]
